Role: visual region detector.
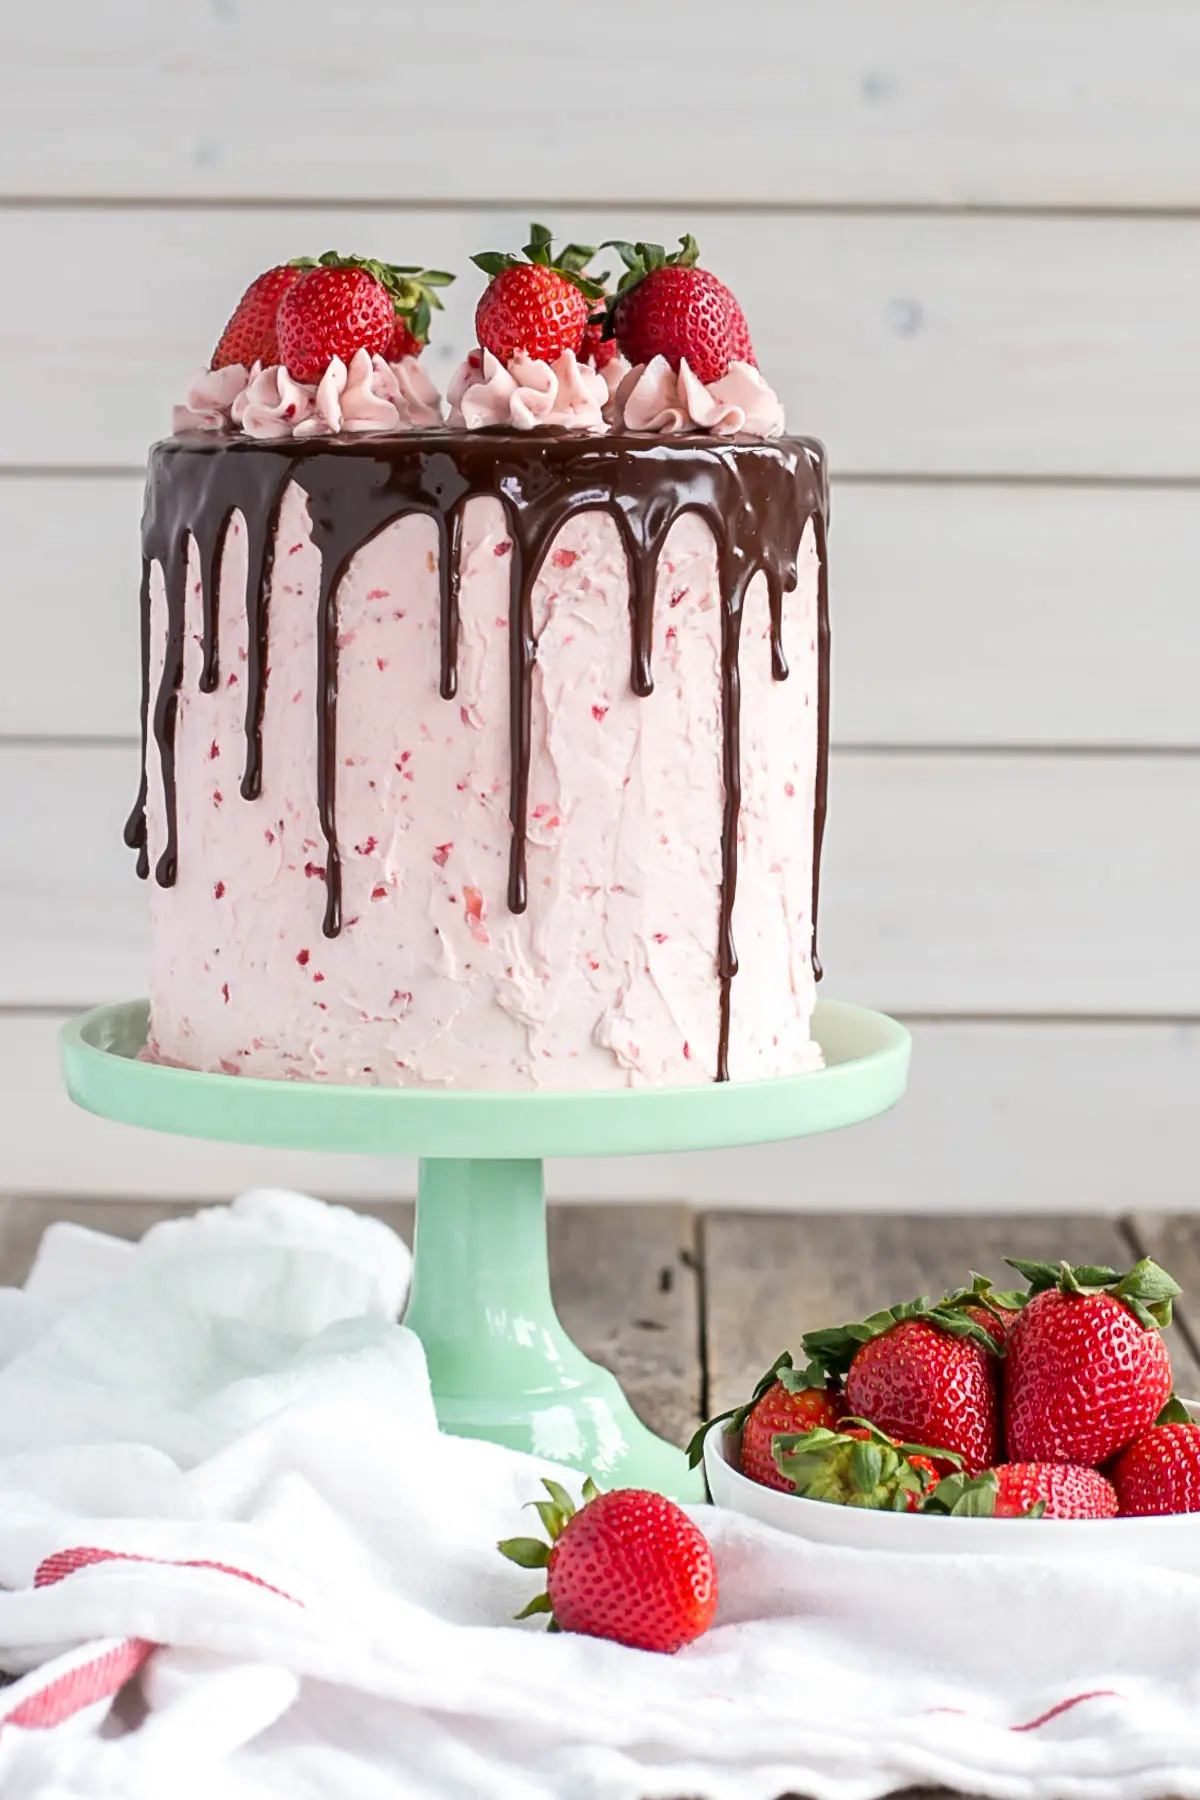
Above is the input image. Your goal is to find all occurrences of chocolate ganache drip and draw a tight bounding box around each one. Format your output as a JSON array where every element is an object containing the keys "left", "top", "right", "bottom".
[{"left": 127, "top": 428, "right": 829, "bottom": 1079}]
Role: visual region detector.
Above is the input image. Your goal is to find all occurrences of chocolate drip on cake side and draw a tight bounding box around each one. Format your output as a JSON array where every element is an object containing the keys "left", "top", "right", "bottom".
[{"left": 131, "top": 429, "right": 829, "bottom": 1068}]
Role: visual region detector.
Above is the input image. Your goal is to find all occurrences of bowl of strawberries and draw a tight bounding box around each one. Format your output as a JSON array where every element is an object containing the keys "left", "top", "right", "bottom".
[{"left": 696, "top": 1256, "right": 1200, "bottom": 1571}]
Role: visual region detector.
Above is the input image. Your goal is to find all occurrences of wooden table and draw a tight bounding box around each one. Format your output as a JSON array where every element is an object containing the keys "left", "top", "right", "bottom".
[
  {"left": 5, "top": 1197, "right": 1200, "bottom": 1446},
  {"left": 4, "top": 1198, "right": 1197, "bottom": 1800}
]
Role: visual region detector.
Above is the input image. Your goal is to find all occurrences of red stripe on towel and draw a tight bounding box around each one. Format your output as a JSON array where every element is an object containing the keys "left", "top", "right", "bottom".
[
  {"left": 0, "top": 1638, "right": 153, "bottom": 1735},
  {"left": 925, "top": 1689, "right": 1122, "bottom": 1733},
  {"left": 35, "top": 1545, "right": 301, "bottom": 1606},
  {"left": 1012, "top": 1690, "right": 1122, "bottom": 1732}
]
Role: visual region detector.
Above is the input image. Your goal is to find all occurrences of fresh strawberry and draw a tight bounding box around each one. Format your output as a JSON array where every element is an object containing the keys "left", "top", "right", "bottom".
[
  {"left": 211, "top": 263, "right": 311, "bottom": 370},
  {"left": 801, "top": 1294, "right": 1005, "bottom": 1474},
  {"left": 499, "top": 1478, "right": 716, "bottom": 1655},
  {"left": 598, "top": 235, "right": 740, "bottom": 384},
  {"left": 1004, "top": 1258, "right": 1178, "bottom": 1466},
  {"left": 1110, "top": 1418, "right": 1200, "bottom": 1516},
  {"left": 774, "top": 1418, "right": 954, "bottom": 1512},
  {"left": 728, "top": 300, "right": 756, "bottom": 368},
  {"left": 277, "top": 253, "right": 455, "bottom": 383},
  {"left": 686, "top": 1350, "right": 844, "bottom": 1490},
  {"left": 942, "top": 1272, "right": 1027, "bottom": 1346},
  {"left": 579, "top": 317, "right": 619, "bottom": 371},
  {"left": 472, "top": 223, "right": 606, "bottom": 365},
  {"left": 381, "top": 267, "right": 455, "bottom": 360},
  {"left": 385, "top": 317, "right": 423, "bottom": 361},
  {"left": 739, "top": 1380, "right": 844, "bottom": 1491},
  {"left": 924, "top": 1462, "right": 1118, "bottom": 1520}
]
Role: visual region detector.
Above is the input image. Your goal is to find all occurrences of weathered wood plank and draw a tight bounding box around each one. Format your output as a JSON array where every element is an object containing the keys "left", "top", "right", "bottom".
[
  {"left": 1126, "top": 1215, "right": 1200, "bottom": 1399},
  {"left": 0, "top": 1195, "right": 413, "bottom": 1290},
  {"left": 6, "top": 0, "right": 1200, "bottom": 209},
  {"left": 11, "top": 742, "right": 1200, "bottom": 1018},
  {"left": 547, "top": 1205, "right": 701, "bottom": 1448},
  {"left": 0, "top": 1196, "right": 194, "bottom": 1287},
  {"left": 701, "top": 1213, "right": 1200, "bottom": 1416},
  {"left": 13, "top": 476, "right": 1200, "bottom": 751},
  {"left": 8, "top": 208, "right": 1200, "bottom": 477}
]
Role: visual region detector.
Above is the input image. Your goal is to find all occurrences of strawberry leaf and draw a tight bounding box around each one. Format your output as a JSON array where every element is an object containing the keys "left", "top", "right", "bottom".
[
  {"left": 596, "top": 234, "right": 706, "bottom": 320},
  {"left": 1157, "top": 1394, "right": 1192, "bottom": 1425},
  {"left": 524, "top": 222, "right": 555, "bottom": 263},
  {"left": 472, "top": 251, "right": 521, "bottom": 277},
  {"left": 849, "top": 1439, "right": 883, "bottom": 1494},
  {"left": 942, "top": 1271, "right": 1027, "bottom": 1318},
  {"left": 799, "top": 1295, "right": 1000, "bottom": 1379},
  {"left": 1004, "top": 1257, "right": 1068, "bottom": 1292},
  {"left": 540, "top": 1478, "right": 575, "bottom": 1515},
  {"left": 1115, "top": 1256, "right": 1181, "bottom": 1328},
  {"left": 921, "top": 1470, "right": 999, "bottom": 1517},
  {"left": 603, "top": 240, "right": 642, "bottom": 271},
  {"left": 778, "top": 1359, "right": 832, "bottom": 1395},
  {"left": 1005, "top": 1255, "right": 1179, "bottom": 1328},
  {"left": 292, "top": 252, "right": 455, "bottom": 347},
  {"left": 474, "top": 226, "right": 607, "bottom": 303},
  {"left": 774, "top": 1418, "right": 945, "bottom": 1510},
  {"left": 532, "top": 1500, "right": 565, "bottom": 1540},
  {"left": 514, "top": 1592, "right": 554, "bottom": 1619},
  {"left": 686, "top": 1349, "right": 823, "bottom": 1467},
  {"left": 556, "top": 269, "right": 609, "bottom": 301},
  {"left": 558, "top": 241, "right": 603, "bottom": 277},
  {"left": 498, "top": 1536, "right": 551, "bottom": 1569}
]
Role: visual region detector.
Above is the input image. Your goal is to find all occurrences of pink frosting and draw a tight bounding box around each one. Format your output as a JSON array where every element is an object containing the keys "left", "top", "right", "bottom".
[
  {"left": 143, "top": 495, "right": 822, "bottom": 1088},
  {"left": 615, "top": 356, "right": 785, "bottom": 437},
  {"left": 447, "top": 349, "right": 609, "bottom": 432},
  {"left": 174, "top": 353, "right": 443, "bottom": 438},
  {"left": 590, "top": 352, "right": 631, "bottom": 421},
  {"left": 172, "top": 365, "right": 253, "bottom": 433}
]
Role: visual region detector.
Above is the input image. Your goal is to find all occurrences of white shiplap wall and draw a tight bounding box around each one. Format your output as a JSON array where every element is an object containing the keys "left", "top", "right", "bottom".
[{"left": 2, "top": 0, "right": 1198, "bottom": 1208}]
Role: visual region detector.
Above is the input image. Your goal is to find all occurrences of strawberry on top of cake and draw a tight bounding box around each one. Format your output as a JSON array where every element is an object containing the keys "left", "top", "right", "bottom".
[
  {"left": 448, "top": 225, "right": 784, "bottom": 436},
  {"left": 175, "top": 252, "right": 453, "bottom": 437}
]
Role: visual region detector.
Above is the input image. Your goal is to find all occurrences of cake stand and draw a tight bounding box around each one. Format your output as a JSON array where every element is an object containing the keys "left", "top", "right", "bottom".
[{"left": 59, "top": 998, "right": 909, "bottom": 1500}]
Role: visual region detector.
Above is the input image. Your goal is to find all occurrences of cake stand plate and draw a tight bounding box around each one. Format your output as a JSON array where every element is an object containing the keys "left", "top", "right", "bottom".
[{"left": 60, "top": 999, "right": 910, "bottom": 1499}]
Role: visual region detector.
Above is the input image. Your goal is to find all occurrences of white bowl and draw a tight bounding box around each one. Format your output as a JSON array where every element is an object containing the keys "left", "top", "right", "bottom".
[{"left": 702, "top": 1421, "right": 1200, "bottom": 1573}]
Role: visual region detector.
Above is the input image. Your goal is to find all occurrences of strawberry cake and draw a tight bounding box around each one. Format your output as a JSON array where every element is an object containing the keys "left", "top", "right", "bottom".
[{"left": 127, "top": 231, "right": 830, "bottom": 1089}]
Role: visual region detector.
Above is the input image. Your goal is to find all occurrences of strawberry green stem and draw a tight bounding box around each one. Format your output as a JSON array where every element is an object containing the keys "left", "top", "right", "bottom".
[
  {"left": 1004, "top": 1255, "right": 1180, "bottom": 1329},
  {"left": 471, "top": 223, "right": 607, "bottom": 301}
]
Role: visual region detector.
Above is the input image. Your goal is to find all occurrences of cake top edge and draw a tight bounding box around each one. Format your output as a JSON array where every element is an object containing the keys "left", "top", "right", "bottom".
[
  {"left": 174, "top": 230, "right": 801, "bottom": 447},
  {"left": 154, "top": 425, "right": 828, "bottom": 465}
]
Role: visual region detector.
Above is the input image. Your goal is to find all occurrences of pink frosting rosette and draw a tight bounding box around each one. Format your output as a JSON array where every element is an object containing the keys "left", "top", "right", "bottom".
[
  {"left": 614, "top": 355, "right": 785, "bottom": 437},
  {"left": 447, "top": 349, "right": 609, "bottom": 432},
  {"left": 173, "top": 352, "right": 444, "bottom": 439},
  {"left": 172, "top": 365, "right": 254, "bottom": 434}
]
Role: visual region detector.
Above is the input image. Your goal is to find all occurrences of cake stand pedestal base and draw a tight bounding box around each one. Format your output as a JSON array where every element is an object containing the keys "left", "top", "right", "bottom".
[
  {"left": 60, "top": 998, "right": 910, "bottom": 1501},
  {"left": 409, "top": 1156, "right": 693, "bottom": 1493}
]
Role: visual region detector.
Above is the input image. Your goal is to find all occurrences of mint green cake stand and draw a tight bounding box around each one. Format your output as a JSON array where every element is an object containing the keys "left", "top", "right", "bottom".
[{"left": 59, "top": 997, "right": 909, "bottom": 1500}]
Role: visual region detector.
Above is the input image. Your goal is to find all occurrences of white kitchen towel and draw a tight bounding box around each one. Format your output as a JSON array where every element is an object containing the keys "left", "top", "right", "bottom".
[{"left": 2, "top": 1195, "right": 1200, "bottom": 1800}]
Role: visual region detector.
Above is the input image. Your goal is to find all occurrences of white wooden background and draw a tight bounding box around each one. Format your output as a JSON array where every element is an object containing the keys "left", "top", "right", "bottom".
[{"left": 2, "top": 0, "right": 1199, "bottom": 1209}]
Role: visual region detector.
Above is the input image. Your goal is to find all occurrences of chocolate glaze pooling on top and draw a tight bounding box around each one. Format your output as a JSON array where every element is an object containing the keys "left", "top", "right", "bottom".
[{"left": 126, "top": 427, "right": 830, "bottom": 1082}]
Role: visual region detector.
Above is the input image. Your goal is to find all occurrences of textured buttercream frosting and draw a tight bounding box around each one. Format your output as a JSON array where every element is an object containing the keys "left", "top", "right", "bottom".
[
  {"left": 446, "top": 348, "right": 610, "bottom": 431},
  {"left": 131, "top": 430, "right": 828, "bottom": 1089},
  {"left": 614, "top": 356, "right": 785, "bottom": 437},
  {"left": 173, "top": 351, "right": 443, "bottom": 438}
]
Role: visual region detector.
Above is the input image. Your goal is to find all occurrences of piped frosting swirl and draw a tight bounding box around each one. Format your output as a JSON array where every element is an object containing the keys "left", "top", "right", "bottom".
[
  {"left": 173, "top": 351, "right": 444, "bottom": 438},
  {"left": 446, "top": 348, "right": 609, "bottom": 432},
  {"left": 614, "top": 356, "right": 785, "bottom": 437}
]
